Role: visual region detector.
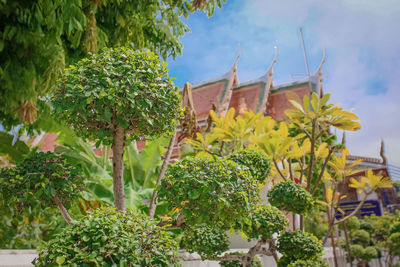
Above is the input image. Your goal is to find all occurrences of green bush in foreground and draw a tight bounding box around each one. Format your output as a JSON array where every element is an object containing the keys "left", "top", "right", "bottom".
[
  {"left": 219, "top": 252, "right": 262, "bottom": 267},
  {"left": 34, "top": 208, "right": 180, "bottom": 266},
  {"left": 181, "top": 224, "right": 229, "bottom": 260}
]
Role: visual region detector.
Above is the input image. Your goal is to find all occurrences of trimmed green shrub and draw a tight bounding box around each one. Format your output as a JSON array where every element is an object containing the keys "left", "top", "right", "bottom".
[
  {"left": 359, "top": 221, "right": 373, "bottom": 232},
  {"left": 346, "top": 216, "right": 360, "bottom": 231},
  {"left": 268, "top": 181, "right": 313, "bottom": 215},
  {"left": 350, "top": 244, "right": 364, "bottom": 258},
  {"left": 160, "top": 157, "right": 259, "bottom": 228},
  {"left": 219, "top": 252, "right": 262, "bottom": 267},
  {"left": 245, "top": 204, "right": 288, "bottom": 239},
  {"left": 228, "top": 149, "right": 271, "bottom": 183},
  {"left": 33, "top": 208, "right": 180, "bottom": 266},
  {"left": 52, "top": 47, "right": 182, "bottom": 145},
  {"left": 0, "top": 151, "right": 83, "bottom": 210},
  {"left": 353, "top": 229, "right": 370, "bottom": 244},
  {"left": 278, "top": 230, "right": 323, "bottom": 261},
  {"left": 287, "top": 258, "right": 329, "bottom": 267},
  {"left": 391, "top": 222, "right": 400, "bottom": 234},
  {"left": 181, "top": 224, "right": 229, "bottom": 260},
  {"left": 362, "top": 246, "right": 379, "bottom": 260}
]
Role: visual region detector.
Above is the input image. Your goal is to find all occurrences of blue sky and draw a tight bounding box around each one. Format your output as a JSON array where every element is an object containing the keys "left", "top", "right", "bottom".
[{"left": 167, "top": 0, "right": 400, "bottom": 170}]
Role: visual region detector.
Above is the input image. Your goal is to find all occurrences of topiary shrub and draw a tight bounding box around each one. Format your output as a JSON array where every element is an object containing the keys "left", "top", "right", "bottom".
[
  {"left": 359, "top": 220, "right": 373, "bottom": 232},
  {"left": 286, "top": 258, "right": 329, "bottom": 267},
  {"left": 34, "top": 208, "right": 180, "bottom": 266},
  {"left": 278, "top": 230, "right": 323, "bottom": 261},
  {"left": 391, "top": 222, "right": 400, "bottom": 234},
  {"left": 0, "top": 152, "right": 83, "bottom": 225},
  {"left": 353, "top": 229, "right": 370, "bottom": 245},
  {"left": 346, "top": 216, "right": 360, "bottom": 231},
  {"left": 245, "top": 204, "right": 288, "bottom": 240},
  {"left": 159, "top": 157, "right": 259, "bottom": 228},
  {"left": 219, "top": 252, "right": 262, "bottom": 267},
  {"left": 228, "top": 149, "right": 271, "bottom": 183},
  {"left": 268, "top": 181, "right": 313, "bottom": 215},
  {"left": 361, "top": 246, "right": 379, "bottom": 260},
  {"left": 350, "top": 244, "right": 364, "bottom": 258},
  {"left": 181, "top": 224, "right": 229, "bottom": 260}
]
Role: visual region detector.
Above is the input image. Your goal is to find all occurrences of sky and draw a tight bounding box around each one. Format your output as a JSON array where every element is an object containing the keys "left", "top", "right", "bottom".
[{"left": 167, "top": 0, "right": 400, "bottom": 175}]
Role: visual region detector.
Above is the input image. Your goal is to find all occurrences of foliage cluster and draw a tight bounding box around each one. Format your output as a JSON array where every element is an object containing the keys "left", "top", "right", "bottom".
[
  {"left": 277, "top": 230, "right": 324, "bottom": 266},
  {"left": 34, "top": 208, "right": 180, "bottom": 266},
  {"left": 52, "top": 48, "right": 182, "bottom": 145},
  {"left": 244, "top": 204, "right": 288, "bottom": 240},
  {"left": 268, "top": 181, "right": 313, "bottom": 215},
  {"left": 181, "top": 224, "right": 229, "bottom": 260},
  {"left": 228, "top": 148, "right": 271, "bottom": 183},
  {"left": 0, "top": 151, "right": 83, "bottom": 209},
  {"left": 160, "top": 155, "right": 260, "bottom": 228},
  {"left": 219, "top": 252, "right": 262, "bottom": 267}
]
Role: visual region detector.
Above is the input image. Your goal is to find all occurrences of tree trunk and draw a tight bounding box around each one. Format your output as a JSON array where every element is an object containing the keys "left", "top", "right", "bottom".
[
  {"left": 53, "top": 195, "right": 73, "bottom": 225},
  {"left": 343, "top": 221, "right": 353, "bottom": 267},
  {"left": 112, "top": 126, "right": 125, "bottom": 211},
  {"left": 148, "top": 130, "right": 177, "bottom": 218}
]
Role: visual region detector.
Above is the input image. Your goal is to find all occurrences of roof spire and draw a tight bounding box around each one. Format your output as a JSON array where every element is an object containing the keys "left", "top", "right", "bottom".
[
  {"left": 259, "top": 46, "right": 277, "bottom": 114},
  {"left": 380, "top": 138, "right": 387, "bottom": 165},
  {"left": 341, "top": 131, "right": 346, "bottom": 145},
  {"left": 219, "top": 44, "right": 241, "bottom": 116},
  {"left": 314, "top": 48, "right": 326, "bottom": 97}
]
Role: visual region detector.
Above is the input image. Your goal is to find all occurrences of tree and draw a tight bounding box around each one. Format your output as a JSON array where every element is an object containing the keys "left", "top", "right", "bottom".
[
  {"left": 0, "top": 0, "right": 225, "bottom": 127},
  {"left": 52, "top": 47, "right": 182, "bottom": 210},
  {"left": 158, "top": 149, "right": 324, "bottom": 267}
]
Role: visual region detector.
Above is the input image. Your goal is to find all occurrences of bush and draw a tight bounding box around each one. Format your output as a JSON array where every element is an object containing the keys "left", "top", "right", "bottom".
[
  {"left": 278, "top": 230, "right": 323, "bottom": 261},
  {"left": 346, "top": 216, "right": 360, "bottom": 231},
  {"left": 391, "top": 222, "right": 400, "bottom": 234},
  {"left": 359, "top": 221, "right": 373, "bottom": 232},
  {"left": 160, "top": 157, "right": 259, "bottom": 228},
  {"left": 228, "top": 149, "right": 271, "bottom": 183},
  {"left": 181, "top": 224, "right": 229, "bottom": 260},
  {"left": 287, "top": 258, "right": 329, "bottom": 267},
  {"left": 353, "top": 229, "right": 370, "bottom": 245},
  {"left": 245, "top": 204, "right": 288, "bottom": 239},
  {"left": 350, "top": 244, "right": 364, "bottom": 258},
  {"left": 219, "top": 252, "right": 262, "bottom": 267},
  {"left": 34, "top": 208, "right": 180, "bottom": 266},
  {"left": 0, "top": 152, "right": 83, "bottom": 210},
  {"left": 268, "top": 181, "right": 313, "bottom": 215},
  {"left": 362, "top": 246, "right": 379, "bottom": 260}
]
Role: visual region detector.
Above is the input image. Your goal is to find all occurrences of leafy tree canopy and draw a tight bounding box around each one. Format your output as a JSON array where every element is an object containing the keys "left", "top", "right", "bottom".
[
  {"left": 0, "top": 0, "right": 225, "bottom": 127},
  {"left": 52, "top": 47, "right": 182, "bottom": 145}
]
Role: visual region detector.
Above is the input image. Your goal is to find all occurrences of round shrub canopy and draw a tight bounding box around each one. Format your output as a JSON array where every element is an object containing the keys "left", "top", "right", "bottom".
[
  {"left": 268, "top": 181, "right": 313, "bottom": 215},
  {"left": 286, "top": 258, "right": 329, "bottom": 267},
  {"left": 228, "top": 149, "right": 271, "bottom": 183},
  {"left": 159, "top": 157, "right": 260, "bottom": 228},
  {"left": 278, "top": 230, "right": 323, "bottom": 261},
  {"left": 52, "top": 47, "right": 182, "bottom": 145},
  {"left": 34, "top": 208, "right": 180, "bottom": 266},
  {"left": 0, "top": 152, "right": 83, "bottom": 209},
  {"left": 181, "top": 224, "right": 229, "bottom": 260},
  {"left": 219, "top": 252, "right": 262, "bottom": 267},
  {"left": 245, "top": 204, "right": 288, "bottom": 240}
]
